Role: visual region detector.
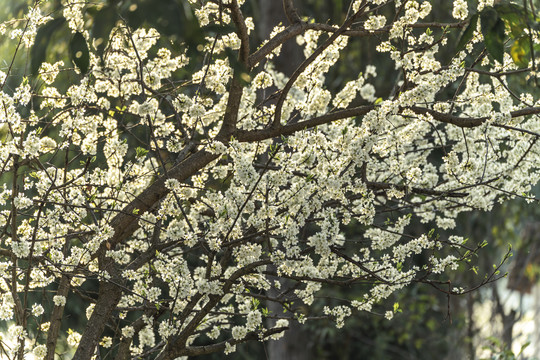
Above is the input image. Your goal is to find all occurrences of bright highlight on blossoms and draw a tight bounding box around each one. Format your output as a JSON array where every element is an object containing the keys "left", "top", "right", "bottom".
[{"left": 0, "top": 0, "right": 539, "bottom": 359}]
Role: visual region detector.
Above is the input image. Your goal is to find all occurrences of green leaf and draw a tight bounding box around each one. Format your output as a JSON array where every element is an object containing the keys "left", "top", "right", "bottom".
[
  {"left": 30, "top": 17, "right": 66, "bottom": 75},
  {"left": 495, "top": 3, "right": 527, "bottom": 38},
  {"left": 70, "top": 32, "right": 90, "bottom": 73},
  {"left": 481, "top": 7, "right": 498, "bottom": 31},
  {"left": 510, "top": 36, "right": 531, "bottom": 68},
  {"left": 481, "top": 8, "right": 506, "bottom": 63},
  {"left": 456, "top": 14, "right": 479, "bottom": 52},
  {"left": 136, "top": 147, "right": 149, "bottom": 158}
]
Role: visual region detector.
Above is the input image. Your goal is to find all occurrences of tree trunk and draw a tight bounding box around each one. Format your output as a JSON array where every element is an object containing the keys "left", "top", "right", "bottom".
[{"left": 258, "top": 4, "right": 308, "bottom": 358}]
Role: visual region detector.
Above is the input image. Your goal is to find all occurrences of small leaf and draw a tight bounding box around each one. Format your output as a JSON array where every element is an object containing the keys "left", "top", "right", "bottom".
[
  {"left": 70, "top": 32, "right": 90, "bottom": 73},
  {"left": 481, "top": 7, "right": 498, "bottom": 32},
  {"left": 510, "top": 36, "right": 531, "bottom": 68},
  {"left": 30, "top": 17, "right": 66, "bottom": 75},
  {"left": 495, "top": 3, "right": 527, "bottom": 38},
  {"left": 136, "top": 147, "right": 149, "bottom": 158},
  {"left": 481, "top": 8, "right": 505, "bottom": 63},
  {"left": 456, "top": 14, "right": 479, "bottom": 52}
]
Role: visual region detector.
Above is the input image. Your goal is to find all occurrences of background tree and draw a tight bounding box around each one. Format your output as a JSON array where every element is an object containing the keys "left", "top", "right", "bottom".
[{"left": 0, "top": 0, "right": 540, "bottom": 359}]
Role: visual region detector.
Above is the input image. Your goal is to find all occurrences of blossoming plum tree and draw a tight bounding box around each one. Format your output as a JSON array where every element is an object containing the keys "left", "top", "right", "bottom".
[{"left": 0, "top": 0, "right": 539, "bottom": 359}]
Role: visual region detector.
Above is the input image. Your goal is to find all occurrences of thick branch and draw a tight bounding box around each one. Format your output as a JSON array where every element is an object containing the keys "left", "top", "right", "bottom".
[
  {"left": 75, "top": 32, "right": 249, "bottom": 355},
  {"left": 283, "top": 0, "right": 301, "bottom": 24},
  {"left": 176, "top": 327, "right": 288, "bottom": 357},
  {"left": 46, "top": 275, "right": 70, "bottom": 360},
  {"left": 410, "top": 106, "right": 540, "bottom": 128},
  {"left": 75, "top": 146, "right": 219, "bottom": 360},
  {"left": 235, "top": 105, "right": 376, "bottom": 142},
  {"left": 108, "top": 150, "right": 218, "bottom": 250},
  {"left": 410, "top": 106, "right": 485, "bottom": 127},
  {"left": 407, "top": 21, "right": 467, "bottom": 29},
  {"left": 230, "top": 0, "right": 250, "bottom": 64},
  {"left": 234, "top": 104, "right": 540, "bottom": 144},
  {"left": 73, "top": 277, "right": 123, "bottom": 359}
]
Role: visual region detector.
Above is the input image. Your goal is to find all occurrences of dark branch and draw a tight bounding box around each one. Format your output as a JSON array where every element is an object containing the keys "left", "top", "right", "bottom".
[
  {"left": 283, "top": 0, "right": 301, "bottom": 24},
  {"left": 235, "top": 105, "right": 376, "bottom": 142}
]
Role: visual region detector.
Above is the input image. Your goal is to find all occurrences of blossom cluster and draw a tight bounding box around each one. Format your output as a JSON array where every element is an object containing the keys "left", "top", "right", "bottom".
[{"left": 0, "top": 0, "right": 538, "bottom": 359}]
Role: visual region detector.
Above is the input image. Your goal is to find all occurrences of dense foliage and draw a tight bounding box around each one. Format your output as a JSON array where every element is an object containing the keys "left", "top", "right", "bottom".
[{"left": 0, "top": 0, "right": 539, "bottom": 359}]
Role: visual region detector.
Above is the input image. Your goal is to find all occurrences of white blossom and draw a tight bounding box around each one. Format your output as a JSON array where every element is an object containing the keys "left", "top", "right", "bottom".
[
  {"left": 32, "top": 304, "right": 44, "bottom": 317},
  {"left": 53, "top": 295, "right": 66, "bottom": 307},
  {"left": 1, "top": 1, "right": 539, "bottom": 357},
  {"left": 452, "top": 0, "right": 468, "bottom": 20}
]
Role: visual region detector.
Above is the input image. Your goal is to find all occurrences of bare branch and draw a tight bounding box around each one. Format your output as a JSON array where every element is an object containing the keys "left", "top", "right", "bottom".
[
  {"left": 230, "top": 0, "right": 250, "bottom": 64},
  {"left": 366, "top": 181, "right": 468, "bottom": 198},
  {"left": 283, "top": 0, "right": 301, "bottom": 24}
]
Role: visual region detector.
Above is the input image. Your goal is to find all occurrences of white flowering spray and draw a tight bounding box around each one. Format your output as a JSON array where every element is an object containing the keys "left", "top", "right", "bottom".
[{"left": 0, "top": 0, "right": 538, "bottom": 359}]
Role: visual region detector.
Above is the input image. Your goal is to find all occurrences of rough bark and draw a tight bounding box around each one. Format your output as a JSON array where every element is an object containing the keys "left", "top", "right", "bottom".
[
  {"left": 46, "top": 275, "right": 70, "bottom": 360},
  {"left": 258, "top": 2, "right": 311, "bottom": 360}
]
